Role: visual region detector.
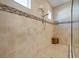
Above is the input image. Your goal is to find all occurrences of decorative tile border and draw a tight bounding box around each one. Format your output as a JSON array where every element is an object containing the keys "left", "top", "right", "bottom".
[
  {"left": 0, "top": 3, "right": 55, "bottom": 25},
  {"left": 0, "top": 3, "right": 78, "bottom": 25}
]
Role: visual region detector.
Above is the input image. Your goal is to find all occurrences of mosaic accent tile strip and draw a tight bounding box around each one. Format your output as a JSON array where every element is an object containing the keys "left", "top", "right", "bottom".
[{"left": 0, "top": 3, "right": 54, "bottom": 25}]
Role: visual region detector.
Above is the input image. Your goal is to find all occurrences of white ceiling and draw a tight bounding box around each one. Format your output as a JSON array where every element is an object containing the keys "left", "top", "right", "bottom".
[{"left": 48, "top": 0, "right": 70, "bottom": 7}]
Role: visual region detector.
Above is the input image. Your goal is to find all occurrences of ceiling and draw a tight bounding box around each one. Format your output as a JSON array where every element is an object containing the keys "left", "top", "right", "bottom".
[{"left": 48, "top": 0, "right": 70, "bottom": 7}]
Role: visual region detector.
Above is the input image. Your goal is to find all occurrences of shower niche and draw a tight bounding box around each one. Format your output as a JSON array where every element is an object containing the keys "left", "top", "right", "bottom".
[{"left": 51, "top": 37, "right": 59, "bottom": 44}]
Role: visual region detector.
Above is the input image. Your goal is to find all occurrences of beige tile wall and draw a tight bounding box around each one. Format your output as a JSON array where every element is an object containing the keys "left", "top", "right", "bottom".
[
  {"left": 53, "top": 1, "right": 71, "bottom": 46},
  {"left": 0, "top": 0, "right": 68, "bottom": 58}
]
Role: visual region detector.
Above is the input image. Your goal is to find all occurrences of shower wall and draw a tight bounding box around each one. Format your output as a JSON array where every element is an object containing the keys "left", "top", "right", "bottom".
[
  {"left": 53, "top": 1, "right": 72, "bottom": 57},
  {"left": 53, "top": 1, "right": 71, "bottom": 46},
  {"left": 0, "top": 0, "right": 53, "bottom": 57},
  {"left": 0, "top": 0, "right": 68, "bottom": 58}
]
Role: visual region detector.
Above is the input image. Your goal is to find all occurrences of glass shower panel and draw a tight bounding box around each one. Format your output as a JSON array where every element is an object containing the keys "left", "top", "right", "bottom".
[
  {"left": 73, "top": 23, "right": 79, "bottom": 57},
  {"left": 73, "top": 0, "right": 79, "bottom": 58}
]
